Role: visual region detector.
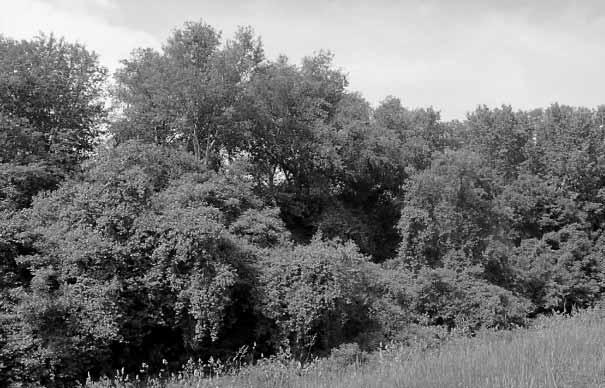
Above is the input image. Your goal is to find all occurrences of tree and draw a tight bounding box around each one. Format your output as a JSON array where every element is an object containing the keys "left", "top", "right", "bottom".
[
  {"left": 465, "top": 105, "right": 531, "bottom": 184},
  {"left": 238, "top": 52, "right": 346, "bottom": 192},
  {"left": 397, "top": 149, "right": 497, "bottom": 271},
  {"left": 317, "top": 93, "right": 407, "bottom": 261},
  {"left": 506, "top": 224, "right": 605, "bottom": 313},
  {"left": 374, "top": 96, "right": 449, "bottom": 172},
  {"left": 236, "top": 52, "right": 347, "bottom": 240},
  {"left": 0, "top": 34, "right": 107, "bottom": 210},
  {"left": 0, "top": 142, "right": 289, "bottom": 386},
  {"left": 495, "top": 173, "right": 581, "bottom": 242},
  {"left": 112, "top": 22, "right": 264, "bottom": 167}
]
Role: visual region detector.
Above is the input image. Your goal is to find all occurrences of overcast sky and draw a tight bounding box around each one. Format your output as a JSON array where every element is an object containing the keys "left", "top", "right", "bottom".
[{"left": 1, "top": 0, "right": 604, "bottom": 119}]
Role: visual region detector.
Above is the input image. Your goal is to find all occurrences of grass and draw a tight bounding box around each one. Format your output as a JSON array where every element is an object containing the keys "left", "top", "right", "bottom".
[{"left": 87, "top": 308, "right": 605, "bottom": 388}]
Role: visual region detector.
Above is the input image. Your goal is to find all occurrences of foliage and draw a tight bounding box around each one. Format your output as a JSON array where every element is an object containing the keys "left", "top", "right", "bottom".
[
  {"left": 0, "top": 142, "right": 285, "bottom": 386},
  {"left": 407, "top": 267, "right": 531, "bottom": 330},
  {"left": 257, "top": 237, "right": 383, "bottom": 358},
  {"left": 85, "top": 308, "right": 605, "bottom": 388},
  {"left": 397, "top": 149, "right": 497, "bottom": 270},
  {"left": 0, "top": 34, "right": 107, "bottom": 211},
  {"left": 112, "top": 22, "right": 263, "bottom": 166},
  {"left": 465, "top": 105, "right": 531, "bottom": 184},
  {"left": 510, "top": 226, "right": 605, "bottom": 312},
  {"left": 4, "top": 24, "right": 605, "bottom": 388}
]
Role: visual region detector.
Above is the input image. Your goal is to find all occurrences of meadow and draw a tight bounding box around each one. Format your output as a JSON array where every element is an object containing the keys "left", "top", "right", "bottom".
[{"left": 87, "top": 308, "right": 605, "bottom": 388}]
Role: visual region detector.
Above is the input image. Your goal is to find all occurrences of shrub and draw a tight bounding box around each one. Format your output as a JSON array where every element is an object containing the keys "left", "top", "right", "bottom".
[
  {"left": 257, "top": 237, "right": 379, "bottom": 358},
  {"left": 0, "top": 142, "right": 286, "bottom": 386},
  {"left": 408, "top": 267, "right": 531, "bottom": 330}
]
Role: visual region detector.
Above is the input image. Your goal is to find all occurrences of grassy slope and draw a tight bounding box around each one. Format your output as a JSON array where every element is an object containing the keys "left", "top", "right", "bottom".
[{"left": 90, "top": 309, "right": 605, "bottom": 388}]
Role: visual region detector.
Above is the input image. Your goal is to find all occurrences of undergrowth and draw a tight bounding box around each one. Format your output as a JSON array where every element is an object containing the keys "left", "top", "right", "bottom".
[{"left": 85, "top": 307, "right": 605, "bottom": 388}]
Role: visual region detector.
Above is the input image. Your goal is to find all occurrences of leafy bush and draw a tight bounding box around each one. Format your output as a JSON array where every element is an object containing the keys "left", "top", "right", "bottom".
[
  {"left": 257, "top": 237, "right": 381, "bottom": 357},
  {"left": 510, "top": 225, "right": 605, "bottom": 312},
  {"left": 0, "top": 142, "right": 287, "bottom": 386},
  {"left": 406, "top": 267, "right": 531, "bottom": 330}
]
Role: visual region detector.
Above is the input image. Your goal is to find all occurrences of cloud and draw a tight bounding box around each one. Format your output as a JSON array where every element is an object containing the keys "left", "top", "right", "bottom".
[
  {"left": 2, "top": 0, "right": 604, "bottom": 119},
  {"left": 0, "top": 0, "right": 159, "bottom": 71},
  {"left": 89, "top": 0, "right": 118, "bottom": 9},
  {"left": 324, "top": 0, "right": 605, "bottom": 118}
]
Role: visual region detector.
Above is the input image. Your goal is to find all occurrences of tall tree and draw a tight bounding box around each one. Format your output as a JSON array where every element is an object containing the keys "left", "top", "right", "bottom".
[
  {"left": 374, "top": 96, "right": 450, "bottom": 172},
  {"left": 112, "top": 22, "right": 264, "bottom": 167},
  {"left": 238, "top": 52, "right": 346, "bottom": 193},
  {"left": 465, "top": 105, "right": 531, "bottom": 184},
  {"left": 397, "top": 149, "right": 498, "bottom": 270},
  {"left": 236, "top": 52, "right": 347, "bottom": 239},
  {"left": 0, "top": 34, "right": 107, "bottom": 210}
]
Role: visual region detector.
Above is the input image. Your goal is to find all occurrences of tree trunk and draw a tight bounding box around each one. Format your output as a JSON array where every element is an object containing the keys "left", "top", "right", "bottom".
[
  {"left": 192, "top": 127, "right": 201, "bottom": 160},
  {"left": 203, "top": 130, "right": 217, "bottom": 169},
  {"left": 204, "top": 135, "right": 212, "bottom": 168}
]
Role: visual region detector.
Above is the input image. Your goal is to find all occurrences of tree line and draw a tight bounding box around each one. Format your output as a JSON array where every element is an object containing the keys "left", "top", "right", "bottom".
[{"left": 1, "top": 21, "right": 605, "bottom": 387}]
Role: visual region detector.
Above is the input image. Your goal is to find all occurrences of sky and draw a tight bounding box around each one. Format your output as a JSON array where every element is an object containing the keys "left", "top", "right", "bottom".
[{"left": 1, "top": 0, "right": 604, "bottom": 120}]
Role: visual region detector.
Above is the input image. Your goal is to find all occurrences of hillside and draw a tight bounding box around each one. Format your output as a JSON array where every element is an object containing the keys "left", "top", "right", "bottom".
[{"left": 88, "top": 308, "right": 605, "bottom": 388}]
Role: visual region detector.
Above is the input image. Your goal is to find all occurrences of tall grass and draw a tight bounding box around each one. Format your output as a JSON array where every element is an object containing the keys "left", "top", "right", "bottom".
[{"left": 87, "top": 308, "right": 605, "bottom": 388}]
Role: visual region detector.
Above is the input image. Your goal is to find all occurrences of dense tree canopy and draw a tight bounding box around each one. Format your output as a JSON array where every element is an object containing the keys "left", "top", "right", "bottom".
[
  {"left": 2, "top": 21, "right": 605, "bottom": 387},
  {"left": 112, "top": 23, "right": 263, "bottom": 167},
  {"left": 0, "top": 34, "right": 107, "bottom": 212}
]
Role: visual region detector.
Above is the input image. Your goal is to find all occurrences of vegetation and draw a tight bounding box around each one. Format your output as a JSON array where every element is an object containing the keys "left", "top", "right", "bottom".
[
  {"left": 85, "top": 307, "right": 605, "bottom": 388},
  {"left": 1, "top": 21, "right": 605, "bottom": 387}
]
